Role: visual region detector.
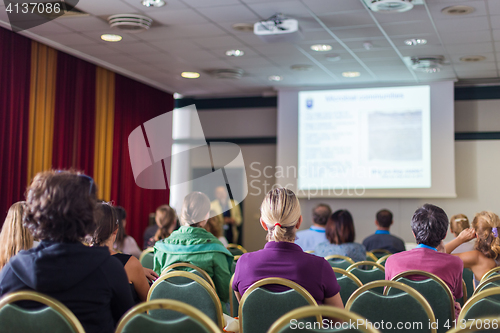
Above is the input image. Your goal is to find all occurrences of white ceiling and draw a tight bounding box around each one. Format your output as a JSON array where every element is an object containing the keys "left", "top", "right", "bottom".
[{"left": 1, "top": 0, "right": 499, "bottom": 97}]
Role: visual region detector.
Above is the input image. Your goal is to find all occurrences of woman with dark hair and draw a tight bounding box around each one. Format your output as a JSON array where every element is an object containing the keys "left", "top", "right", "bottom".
[
  {"left": 0, "top": 170, "right": 134, "bottom": 333},
  {"left": 314, "top": 209, "right": 366, "bottom": 262},
  {"left": 92, "top": 203, "right": 150, "bottom": 303},
  {"left": 113, "top": 206, "right": 142, "bottom": 258}
]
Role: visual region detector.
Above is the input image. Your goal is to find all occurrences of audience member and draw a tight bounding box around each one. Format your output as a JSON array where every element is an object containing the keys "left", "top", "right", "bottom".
[
  {"left": 113, "top": 206, "right": 142, "bottom": 258},
  {"left": 362, "top": 209, "right": 406, "bottom": 254},
  {"left": 211, "top": 186, "right": 242, "bottom": 244},
  {"left": 445, "top": 211, "right": 500, "bottom": 287},
  {"left": 204, "top": 210, "right": 229, "bottom": 247},
  {"left": 0, "top": 202, "right": 33, "bottom": 270},
  {"left": 385, "top": 204, "right": 463, "bottom": 318},
  {"left": 314, "top": 210, "right": 366, "bottom": 262},
  {"left": 142, "top": 213, "right": 158, "bottom": 249},
  {"left": 447, "top": 214, "right": 475, "bottom": 254},
  {"left": 154, "top": 192, "right": 233, "bottom": 303},
  {"left": 144, "top": 204, "right": 177, "bottom": 248},
  {"left": 233, "top": 188, "right": 343, "bottom": 307},
  {"left": 295, "top": 203, "right": 331, "bottom": 252},
  {"left": 92, "top": 202, "right": 151, "bottom": 303},
  {"left": 0, "top": 171, "right": 134, "bottom": 333}
]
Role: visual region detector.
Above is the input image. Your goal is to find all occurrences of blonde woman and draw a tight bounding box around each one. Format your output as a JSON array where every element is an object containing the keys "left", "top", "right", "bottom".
[
  {"left": 446, "top": 211, "right": 500, "bottom": 287},
  {"left": 144, "top": 204, "right": 177, "bottom": 248},
  {"left": 0, "top": 202, "right": 33, "bottom": 270},
  {"left": 448, "top": 214, "right": 475, "bottom": 254},
  {"left": 153, "top": 192, "right": 233, "bottom": 303},
  {"left": 232, "top": 188, "right": 343, "bottom": 307}
]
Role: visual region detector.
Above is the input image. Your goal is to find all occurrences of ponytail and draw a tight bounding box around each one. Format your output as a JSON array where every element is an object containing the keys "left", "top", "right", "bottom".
[{"left": 472, "top": 211, "right": 500, "bottom": 259}]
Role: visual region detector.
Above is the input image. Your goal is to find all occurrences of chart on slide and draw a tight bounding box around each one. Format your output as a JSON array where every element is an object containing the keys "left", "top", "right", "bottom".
[{"left": 298, "top": 85, "right": 431, "bottom": 190}]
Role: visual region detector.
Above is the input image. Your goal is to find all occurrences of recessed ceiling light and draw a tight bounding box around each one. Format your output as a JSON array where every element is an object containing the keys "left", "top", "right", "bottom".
[
  {"left": 404, "top": 38, "right": 427, "bottom": 46},
  {"left": 181, "top": 72, "right": 200, "bottom": 79},
  {"left": 325, "top": 53, "right": 341, "bottom": 62},
  {"left": 100, "top": 34, "right": 122, "bottom": 42},
  {"left": 368, "top": 0, "right": 414, "bottom": 13},
  {"left": 173, "top": 92, "right": 183, "bottom": 99},
  {"left": 291, "top": 64, "right": 314, "bottom": 71},
  {"left": 460, "top": 55, "right": 486, "bottom": 62},
  {"left": 268, "top": 75, "right": 283, "bottom": 81},
  {"left": 342, "top": 71, "right": 361, "bottom": 78},
  {"left": 232, "top": 23, "right": 254, "bottom": 32},
  {"left": 225, "top": 49, "right": 245, "bottom": 57},
  {"left": 141, "top": 0, "right": 166, "bottom": 7},
  {"left": 441, "top": 5, "right": 475, "bottom": 15},
  {"left": 310, "top": 44, "right": 332, "bottom": 52}
]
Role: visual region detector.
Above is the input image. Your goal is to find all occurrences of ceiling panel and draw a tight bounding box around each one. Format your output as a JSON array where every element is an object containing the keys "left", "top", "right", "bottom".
[
  {"left": 427, "top": 0, "right": 488, "bottom": 18},
  {"left": 487, "top": 0, "right": 500, "bottom": 15},
  {"left": 245, "top": 1, "right": 310, "bottom": 19},
  {"left": 190, "top": 35, "right": 245, "bottom": 48},
  {"left": 55, "top": 16, "right": 110, "bottom": 32},
  {"left": 121, "top": 0, "right": 188, "bottom": 11},
  {"left": 75, "top": 0, "right": 137, "bottom": 16},
  {"left": 446, "top": 42, "right": 494, "bottom": 54},
  {"left": 456, "top": 69, "right": 499, "bottom": 78},
  {"left": 301, "top": 0, "right": 366, "bottom": 14},
  {"left": 44, "top": 33, "right": 96, "bottom": 46},
  {"left": 182, "top": 0, "right": 240, "bottom": 7},
  {"left": 380, "top": 21, "right": 437, "bottom": 36},
  {"left": 107, "top": 41, "right": 162, "bottom": 54},
  {"left": 434, "top": 16, "right": 490, "bottom": 33},
  {"left": 318, "top": 11, "right": 376, "bottom": 29},
  {"left": 147, "top": 9, "right": 210, "bottom": 25},
  {"left": 439, "top": 29, "right": 493, "bottom": 44},
  {"left": 371, "top": 6, "right": 430, "bottom": 23},
  {"left": 194, "top": 5, "right": 260, "bottom": 22}
]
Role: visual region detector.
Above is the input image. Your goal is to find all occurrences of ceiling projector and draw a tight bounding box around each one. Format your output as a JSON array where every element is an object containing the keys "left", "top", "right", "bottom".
[{"left": 253, "top": 14, "right": 303, "bottom": 43}]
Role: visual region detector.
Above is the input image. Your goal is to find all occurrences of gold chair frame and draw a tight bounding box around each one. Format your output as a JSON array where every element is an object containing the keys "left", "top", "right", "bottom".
[
  {"left": 462, "top": 279, "right": 468, "bottom": 305},
  {"left": 139, "top": 247, "right": 154, "bottom": 263},
  {"left": 345, "top": 280, "right": 437, "bottom": 333},
  {"left": 238, "top": 277, "right": 319, "bottom": 333},
  {"left": 376, "top": 254, "right": 391, "bottom": 265},
  {"left": 480, "top": 266, "right": 500, "bottom": 283},
  {"left": 226, "top": 244, "right": 247, "bottom": 253},
  {"left": 347, "top": 261, "right": 385, "bottom": 272},
  {"left": 147, "top": 270, "right": 224, "bottom": 328},
  {"left": 331, "top": 267, "right": 363, "bottom": 287},
  {"left": 371, "top": 249, "right": 393, "bottom": 256},
  {"left": 115, "top": 299, "right": 221, "bottom": 333},
  {"left": 459, "top": 286, "right": 500, "bottom": 322},
  {"left": 389, "top": 270, "right": 455, "bottom": 320},
  {"left": 268, "top": 305, "right": 380, "bottom": 333},
  {"left": 304, "top": 250, "right": 315, "bottom": 254},
  {"left": 473, "top": 274, "right": 500, "bottom": 296},
  {"left": 324, "top": 255, "right": 355, "bottom": 264},
  {"left": 365, "top": 252, "right": 378, "bottom": 262},
  {"left": 229, "top": 273, "right": 237, "bottom": 317},
  {"left": 161, "top": 262, "right": 216, "bottom": 290},
  {"left": 0, "top": 290, "right": 85, "bottom": 333},
  {"left": 233, "top": 255, "right": 242, "bottom": 261}
]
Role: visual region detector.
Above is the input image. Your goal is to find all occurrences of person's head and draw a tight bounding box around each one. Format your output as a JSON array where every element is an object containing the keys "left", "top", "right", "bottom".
[
  {"left": 215, "top": 186, "right": 228, "bottom": 203},
  {"left": 180, "top": 192, "right": 211, "bottom": 228},
  {"left": 91, "top": 203, "right": 119, "bottom": 247},
  {"left": 154, "top": 205, "right": 177, "bottom": 240},
  {"left": 376, "top": 209, "right": 393, "bottom": 229},
  {"left": 411, "top": 204, "right": 448, "bottom": 248},
  {"left": 312, "top": 204, "right": 332, "bottom": 227},
  {"left": 24, "top": 170, "right": 97, "bottom": 243},
  {"left": 325, "top": 210, "right": 355, "bottom": 245},
  {"left": 472, "top": 211, "right": 500, "bottom": 259},
  {"left": 0, "top": 202, "right": 34, "bottom": 269},
  {"left": 114, "top": 206, "right": 127, "bottom": 248},
  {"left": 450, "top": 214, "right": 470, "bottom": 237},
  {"left": 204, "top": 210, "right": 223, "bottom": 238},
  {"left": 260, "top": 188, "right": 302, "bottom": 242}
]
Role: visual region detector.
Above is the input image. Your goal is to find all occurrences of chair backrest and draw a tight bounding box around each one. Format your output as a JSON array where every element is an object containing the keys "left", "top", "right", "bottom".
[
  {"left": 139, "top": 247, "right": 155, "bottom": 269},
  {"left": 480, "top": 266, "right": 500, "bottom": 283},
  {"left": 0, "top": 291, "right": 85, "bottom": 333},
  {"left": 304, "top": 250, "right": 315, "bottom": 254},
  {"left": 331, "top": 267, "right": 363, "bottom": 306},
  {"left": 229, "top": 274, "right": 238, "bottom": 317},
  {"left": 376, "top": 254, "right": 391, "bottom": 267},
  {"left": 370, "top": 249, "right": 393, "bottom": 259},
  {"left": 347, "top": 261, "right": 385, "bottom": 293},
  {"left": 267, "top": 305, "right": 381, "bottom": 333},
  {"left": 227, "top": 244, "right": 247, "bottom": 256},
  {"left": 325, "top": 255, "right": 355, "bottom": 270},
  {"left": 239, "top": 277, "right": 319, "bottom": 333},
  {"left": 115, "top": 299, "right": 221, "bottom": 333},
  {"left": 459, "top": 287, "right": 500, "bottom": 321},
  {"left": 161, "top": 262, "right": 216, "bottom": 290},
  {"left": 457, "top": 279, "right": 468, "bottom": 307},
  {"left": 365, "top": 252, "right": 378, "bottom": 262},
  {"left": 473, "top": 275, "right": 500, "bottom": 295},
  {"left": 388, "top": 270, "right": 455, "bottom": 333},
  {"left": 346, "top": 281, "right": 436, "bottom": 333},
  {"left": 147, "top": 271, "right": 224, "bottom": 328}
]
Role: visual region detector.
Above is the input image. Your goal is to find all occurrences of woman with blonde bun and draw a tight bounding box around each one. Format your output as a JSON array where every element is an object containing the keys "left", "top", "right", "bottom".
[
  {"left": 448, "top": 214, "right": 475, "bottom": 254},
  {"left": 153, "top": 192, "right": 233, "bottom": 303},
  {"left": 232, "top": 188, "right": 343, "bottom": 307},
  {"left": 445, "top": 211, "right": 500, "bottom": 287}
]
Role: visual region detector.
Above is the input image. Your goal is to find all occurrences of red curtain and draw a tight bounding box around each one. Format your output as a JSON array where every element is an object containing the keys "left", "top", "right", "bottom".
[
  {"left": 0, "top": 28, "right": 31, "bottom": 223},
  {"left": 111, "top": 74, "right": 173, "bottom": 248},
  {"left": 52, "top": 52, "right": 96, "bottom": 175}
]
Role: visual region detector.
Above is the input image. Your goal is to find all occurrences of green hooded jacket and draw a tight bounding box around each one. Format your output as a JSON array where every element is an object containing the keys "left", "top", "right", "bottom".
[{"left": 153, "top": 226, "right": 233, "bottom": 303}]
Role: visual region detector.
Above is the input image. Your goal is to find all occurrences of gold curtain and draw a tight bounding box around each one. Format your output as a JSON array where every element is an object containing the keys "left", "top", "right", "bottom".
[
  {"left": 94, "top": 67, "right": 115, "bottom": 201},
  {"left": 27, "top": 42, "right": 57, "bottom": 183}
]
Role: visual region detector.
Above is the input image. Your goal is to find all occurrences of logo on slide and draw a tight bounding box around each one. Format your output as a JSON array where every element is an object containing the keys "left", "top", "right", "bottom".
[
  {"left": 306, "top": 98, "right": 313, "bottom": 109},
  {"left": 127, "top": 105, "right": 248, "bottom": 220}
]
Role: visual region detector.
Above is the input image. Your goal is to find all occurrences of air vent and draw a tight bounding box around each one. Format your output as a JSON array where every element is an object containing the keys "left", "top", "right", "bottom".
[
  {"left": 232, "top": 23, "right": 254, "bottom": 32},
  {"left": 208, "top": 68, "right": 244, "bottom": 79},
  {"left": 366, "top": 0, "right": 415, "bottom": 13},
  {"left": 108, "top": 14, "right": 153, "bottom": 33},
  {"left": 460, "top": 55, "right": 486, "bottom": 62},
  {"left": 291, "top": 64, "right": 314, "bottom": 71},
  {"left": 411, "top": 56, "right": 445, "bottom": 73},
  {"left": 26, "top": 2, "right": 89, "bottom": 19},
  {"left": 441, "top": 5, "right": 475, "bottom": 16}
]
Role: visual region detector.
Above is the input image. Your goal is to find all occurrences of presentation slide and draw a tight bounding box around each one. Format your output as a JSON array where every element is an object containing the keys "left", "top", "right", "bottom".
[{"left": 298, "top": 86, "right": 431, "bottom": 191}]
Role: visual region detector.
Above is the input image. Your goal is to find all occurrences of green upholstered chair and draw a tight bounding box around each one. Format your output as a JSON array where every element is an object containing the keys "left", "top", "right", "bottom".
[
  {"left": 0, "top": 291, "right": 85, "bottom": 333},
  {"left": 376, "top": 254, "right": 391, "bottom": 267},
  {"left": 480, "top": 267, "right": 500, "bottom": 284},
  {"left": 229, "top": 274, "right": 238, "bottom": 317},
  {"left": 388, "top": 270, "right": 455, "bottom": 333},
  {"left": 115, "top": 299, "right": 221, "bottom": 333},
  {"left": 267, "top": 305, "right": 381, "bottom": 333},
  {"left": 147, "top": 271, "right": 224, "bottom": 329},
  {"left": 459, "top": 287, "right": 500, "bottom": 322},
  {"left": 139, "top": 247, "right": 155, "bottom": 270},
  {"left": 325, "top": 255, "right": 355, "bottom": 270},
  {"left": 161, "top": 262, "right": 216, "bottom": 290},
  {"left": 370, "top": 249, "right": 393, "bottom": 259},
  {"left": 463, "top": 268, "right": 475, "bottom": 300},
  {"left": 346, "top": 280, "right": 437, "bottom": 333},
  {"left": 457, "top": 279, "right": 468, "bottom": 307},
  {"left": 226, "top": 244, "right": 247, "bottom": 256},
  {"left": 474, "top": 275, "right": 500, "bottom": 296},
  {"left": 347, "top": 261, "right": 385, "bottom": 293},
  {"left": 366, "top": 252, "right": 379, "bottom": 262},
  {"left": 239, "top": 277, "right": 319, "bottom": 333},
  {"left": 331, "top": 267, "right": 363, "bottom": 306}
]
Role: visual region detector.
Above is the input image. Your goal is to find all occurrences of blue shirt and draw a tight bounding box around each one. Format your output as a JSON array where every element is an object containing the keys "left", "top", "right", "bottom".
[{"left": 295, "top": 226, "right": 327, "bottom": 252}]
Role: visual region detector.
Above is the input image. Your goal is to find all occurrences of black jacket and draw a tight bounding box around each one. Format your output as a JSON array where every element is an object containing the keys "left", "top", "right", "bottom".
[{"left": 0, "top": 240, "right": 134, "bottom": 333}]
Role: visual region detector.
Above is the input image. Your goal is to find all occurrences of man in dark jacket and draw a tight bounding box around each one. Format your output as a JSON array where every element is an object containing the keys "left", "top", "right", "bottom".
[{"left": 362, "top": 209, "right": 406, "bottom": 254}]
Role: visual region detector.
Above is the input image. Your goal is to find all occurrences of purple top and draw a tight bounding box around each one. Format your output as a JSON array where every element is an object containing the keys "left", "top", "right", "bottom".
[{"left": 232, "top": 242, "right": 340, "bottom": 304}]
